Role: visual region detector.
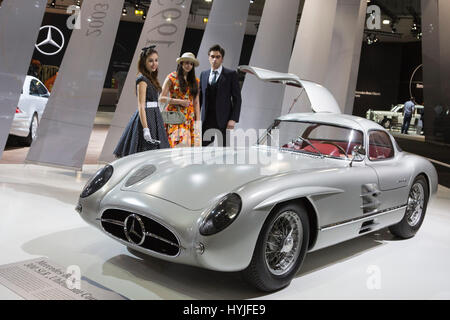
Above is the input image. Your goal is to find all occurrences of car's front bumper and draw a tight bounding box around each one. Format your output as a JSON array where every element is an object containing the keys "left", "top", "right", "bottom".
[{"left": 78, "top": 190, "right": 259, "bottom": 272}]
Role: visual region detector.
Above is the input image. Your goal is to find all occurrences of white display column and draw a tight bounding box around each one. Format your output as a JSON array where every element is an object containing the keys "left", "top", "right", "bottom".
[
  {"left": 421, "top": 0, "right": 450, "bottom": 143},
  {"left": 25, "top": 0, "right": 124, "bottom": 170},
  {"left": 236, "top": 0, "right": 300, "bottom": 133},
  {"left": 281, "top": 0, "right": 366, "bottom": 115},
  {"left": 196, "top": 0, "right": 250, "bottom": 74},
  {"left": 0, "top": 0, "right": 46, "bottom": 159},
  {"left": 99, "top": 0, "right": 192, "bottom": 163},
  {"left": 323, "top": 0, "right": 367, "bottom": 115}
]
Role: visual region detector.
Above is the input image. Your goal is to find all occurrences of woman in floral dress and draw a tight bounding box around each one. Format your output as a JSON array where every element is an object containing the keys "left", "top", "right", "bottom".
[{"left": 160, "top": 52, "right": 201, "bottom": 147}]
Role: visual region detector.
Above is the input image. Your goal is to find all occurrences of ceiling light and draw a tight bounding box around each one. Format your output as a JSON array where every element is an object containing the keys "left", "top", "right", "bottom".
[
  {"left": 122, "top": 7, "right": 127, "bottom": 16},
  {"left": 383, "top": 19, "right": 390, "bottom": 25},
  {"left": 205, "top": 0, "right": 212, "bottom": 2},
  {"left": 50, "top": 0, "right": 56, "bottom": 7}
]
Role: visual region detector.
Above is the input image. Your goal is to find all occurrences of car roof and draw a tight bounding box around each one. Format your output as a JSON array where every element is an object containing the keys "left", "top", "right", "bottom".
[{"left": 276, "top": 112, "right": 385, "bottom": 132}]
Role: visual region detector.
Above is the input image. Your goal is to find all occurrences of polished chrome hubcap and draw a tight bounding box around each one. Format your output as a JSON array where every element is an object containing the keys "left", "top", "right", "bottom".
[
  {"left": 406, "top": 182, "right": 425, "bottom": 227},
  {"left": 31, "top": 116, "right": 38, "bottom": 141},
  {"left": 264, "top": 211, "right": 302, "bottom": 276}
]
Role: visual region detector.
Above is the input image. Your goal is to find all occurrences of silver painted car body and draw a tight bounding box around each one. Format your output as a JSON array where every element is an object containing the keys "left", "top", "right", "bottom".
[
  {"left": 78, "top": 67, "right": 438, "bottom": 273},
  {"left": 9, "top": 75, "right": 49, "bottom": 138},
  {"left": 78, "top": 112, "right": 438, "bottom": 272}
]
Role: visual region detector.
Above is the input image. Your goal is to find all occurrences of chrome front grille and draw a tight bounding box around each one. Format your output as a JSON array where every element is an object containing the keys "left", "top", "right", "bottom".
[{"left": 100, "top": 209, "right": 180, "bottom": 256}]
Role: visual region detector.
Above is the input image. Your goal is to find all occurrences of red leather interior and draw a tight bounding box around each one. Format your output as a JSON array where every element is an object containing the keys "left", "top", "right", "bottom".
[
  {"left": 369, "top": 145, "right": 393, "bottom": 160},
  {"left": 303, "top": 143, "right": 341, "bottom": 157}
]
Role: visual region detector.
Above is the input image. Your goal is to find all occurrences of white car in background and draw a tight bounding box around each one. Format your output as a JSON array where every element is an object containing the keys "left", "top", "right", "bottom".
[
  {"left": 366, "top": 104, "right": 424, "bottom": 130},
  {"left": 9, "top": 75, "right": 49, "bottom": 145}
]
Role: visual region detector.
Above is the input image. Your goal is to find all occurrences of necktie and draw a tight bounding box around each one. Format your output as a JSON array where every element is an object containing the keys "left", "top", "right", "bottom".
[{"left": 211, "top": 71, "right": 218, "bottom": 84}]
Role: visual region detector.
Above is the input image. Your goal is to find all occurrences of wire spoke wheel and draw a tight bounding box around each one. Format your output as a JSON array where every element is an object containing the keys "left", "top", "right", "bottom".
[
  {"left": 406, "top": 182, "right": 425, "bottom": 227},
  {"left": 264, "top": 210, "right": 302, "bottom": 276},
  {"left": 389, "top": 175, "right": 429, "bottom": 239}
]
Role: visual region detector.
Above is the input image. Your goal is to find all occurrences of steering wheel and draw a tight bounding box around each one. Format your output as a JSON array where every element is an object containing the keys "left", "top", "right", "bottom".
[{"left": 319, "top": 142, "right": 348, "bottom": 157}]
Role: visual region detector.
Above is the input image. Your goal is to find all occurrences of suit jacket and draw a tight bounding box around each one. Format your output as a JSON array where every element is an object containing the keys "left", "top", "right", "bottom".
[{"left": 199, "top": 67, "right": 242, "bottom": 129}]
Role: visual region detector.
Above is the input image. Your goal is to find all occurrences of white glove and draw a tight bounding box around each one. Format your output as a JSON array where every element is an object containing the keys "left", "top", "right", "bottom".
[
  {"left": 143, "top": 128, "right": 152, "bottom": 142},
  {"left": 143, "top": 127, "right": 161, "bottom": 145}
]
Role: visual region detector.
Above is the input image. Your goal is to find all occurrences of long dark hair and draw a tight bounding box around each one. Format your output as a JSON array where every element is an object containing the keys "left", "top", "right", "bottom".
[
  {"left": 137, "top": 47, "right": 162, "bottom": 92},
  {"left": 176, "top": 62, "right": 198, "bottom": 97}
]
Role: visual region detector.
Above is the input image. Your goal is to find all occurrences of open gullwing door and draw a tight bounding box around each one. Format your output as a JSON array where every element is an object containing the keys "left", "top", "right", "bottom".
[{"left": 238, "top": 65, "right": 341, "bottom": 114}]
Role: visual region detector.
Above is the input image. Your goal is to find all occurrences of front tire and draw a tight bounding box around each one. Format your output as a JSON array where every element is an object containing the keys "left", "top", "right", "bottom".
[
  {"left": 389, "top": 175, "right": 429, "bottom": 239},
  {"left": 241, "top": 203, "right": 309, "bottom": 292}
]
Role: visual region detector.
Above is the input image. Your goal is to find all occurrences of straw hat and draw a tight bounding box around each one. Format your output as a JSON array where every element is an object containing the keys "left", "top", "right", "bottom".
[{"left": 176, "top": 52, "right": 199, "bottom": 67}]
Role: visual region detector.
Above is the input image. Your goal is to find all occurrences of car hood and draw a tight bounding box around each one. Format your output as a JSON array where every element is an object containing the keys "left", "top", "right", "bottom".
[{"left": 118, "top": 147, "right": 336, "bottom": 210}]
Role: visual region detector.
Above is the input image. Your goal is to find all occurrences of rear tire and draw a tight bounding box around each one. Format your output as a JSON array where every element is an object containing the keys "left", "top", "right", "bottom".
[
  {"left": 241, "top": 203, "right": 309, "bottom": 292},
  {"left": 23, "top": 113, "right": 38, "bottom": 146},
  {"left": 389, "top": 175, "right": 428, "bottom": 239}
]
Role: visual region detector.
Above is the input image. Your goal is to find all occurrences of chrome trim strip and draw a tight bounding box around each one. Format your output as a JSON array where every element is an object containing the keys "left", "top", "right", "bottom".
[
  {"left": 145, "top": 232, "right": 180, "bottom": 248},
  {"left": 320, "top": 204, "right": 407, "bottom": 231},
  {"left": 101, "top": 218, "right": 124, "bottom": 227},
  {"left": 103, "top": 232, "right": 183, "bottom": 259}
]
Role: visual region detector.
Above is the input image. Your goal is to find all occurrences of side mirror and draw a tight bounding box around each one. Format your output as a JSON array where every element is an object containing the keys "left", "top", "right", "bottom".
[{"left": 350, "top": 145, "right": 365, "bottom": 167}]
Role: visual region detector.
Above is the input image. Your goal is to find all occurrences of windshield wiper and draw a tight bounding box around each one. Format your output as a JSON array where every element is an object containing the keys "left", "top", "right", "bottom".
[{"left": 293, "top": 136, "right": 324, "bottom": 158}]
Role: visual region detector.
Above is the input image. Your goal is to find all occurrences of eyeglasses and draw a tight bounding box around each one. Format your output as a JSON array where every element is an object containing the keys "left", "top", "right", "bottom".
[{"left": 209, "top": 55, "right": 222, "bottom": 59}]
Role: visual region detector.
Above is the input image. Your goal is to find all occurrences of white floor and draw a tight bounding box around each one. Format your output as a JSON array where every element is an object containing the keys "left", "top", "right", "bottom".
[{"left": 0, "top": 164, "right": 449, "bottom": 300}]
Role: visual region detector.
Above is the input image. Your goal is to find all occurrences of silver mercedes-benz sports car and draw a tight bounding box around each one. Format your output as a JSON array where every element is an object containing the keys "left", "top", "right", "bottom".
[{"left": 77, "top": 66, "right": 438, "bottom": 292}]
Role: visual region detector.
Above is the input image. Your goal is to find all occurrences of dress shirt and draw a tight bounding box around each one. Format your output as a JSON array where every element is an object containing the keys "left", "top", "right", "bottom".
[{"left": 208, "top": 65, "right": 223, "bottom": 85}]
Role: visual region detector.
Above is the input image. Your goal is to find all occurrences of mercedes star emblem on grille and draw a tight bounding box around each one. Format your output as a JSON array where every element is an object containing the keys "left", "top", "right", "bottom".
[{"left": 124, "top": 214, "right": 146, "bottom": 245}]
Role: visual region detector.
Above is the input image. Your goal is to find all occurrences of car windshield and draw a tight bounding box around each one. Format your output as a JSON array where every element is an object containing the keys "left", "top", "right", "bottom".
[
  {"left": 258, "top": 120, "right": 364, "bottom": 160},
  {"left": 391, "top": 105, "right": 403, "bottom": 112}
]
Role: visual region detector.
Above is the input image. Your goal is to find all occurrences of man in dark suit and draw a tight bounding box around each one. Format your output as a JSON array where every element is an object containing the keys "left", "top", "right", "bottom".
[{"left": 200, "top": 44, "right": 242, "bottom": 147}]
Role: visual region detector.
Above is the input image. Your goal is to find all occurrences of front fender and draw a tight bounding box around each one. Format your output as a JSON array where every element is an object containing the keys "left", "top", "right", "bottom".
[{"left": 253, "top": 186, "right": 344, "bottom": 211}]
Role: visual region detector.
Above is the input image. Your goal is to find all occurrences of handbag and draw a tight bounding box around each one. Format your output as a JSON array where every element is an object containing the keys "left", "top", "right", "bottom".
[{"left": 161, "top": 105, "right": 186, "bottom": 125}]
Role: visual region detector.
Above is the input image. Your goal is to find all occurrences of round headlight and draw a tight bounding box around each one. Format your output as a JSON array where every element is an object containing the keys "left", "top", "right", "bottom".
[
  {"left": 80, "top": 165, "right": 113, "bottom": 198},
  {"left": 199, "top": 193, "right": 242, "bottom": 236}
]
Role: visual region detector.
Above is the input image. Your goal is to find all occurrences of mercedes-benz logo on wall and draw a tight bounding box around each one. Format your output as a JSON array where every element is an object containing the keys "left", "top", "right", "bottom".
[
  {"left": 124, "top": 214, "right": 146, "bottom": 246},
  {"left": 35, "top": 25, "right": 65, "bottom": 56}
]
